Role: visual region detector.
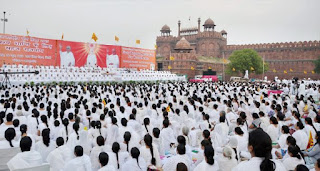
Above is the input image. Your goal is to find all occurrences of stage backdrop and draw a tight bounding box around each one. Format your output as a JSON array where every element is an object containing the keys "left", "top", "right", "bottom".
[
  {"left": 121, "top": 47, "right": 156, "bottom": 70},
  {"left": 0, "top": 34, "right": 57, "bottom": 66},
  {"left": 0, "top": 33, "right": 155, "bottom": 70},
  {"left": 57, "top": 40, "right": 121, "bottom": 68}
]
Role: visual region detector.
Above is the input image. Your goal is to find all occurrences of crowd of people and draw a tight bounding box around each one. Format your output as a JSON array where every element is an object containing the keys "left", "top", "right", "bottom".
[
  {"left": 0, "top": 80, "right": 320, "bottom": 171},
  {"left": 0, "top": 64, "right": 184, "bottom": 84}
]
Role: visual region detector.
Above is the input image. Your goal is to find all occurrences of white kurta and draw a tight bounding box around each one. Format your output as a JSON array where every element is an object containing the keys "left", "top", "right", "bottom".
[
  {"left": 194, "top": 160, "right": 219, "bottom": 171},
  {"left": 107, "top": 55, "right": 119, "bottom": 68},
  {"left": 46, "top": 145, "right": 73, "bottom": 171},
  {"left": 121, "top": 157, "right": 147, "bottom": 171},
  {"left": 292, "top": 130, "right": 308, "bottom": 150},
  {"left": 232, "top": 157, "right": 286, "bottom": 171},
  {"left": 63, "top": 155, "right": 92, "bottom": 171},
  {"left": 7, "top": 151, "right": 43, "bottom": 170},
  {"left": 60, "top": 51, "right": 75, "bottom": 67},
  {"left": 282, "top": 156, "right": 305, "bottom": 171}
]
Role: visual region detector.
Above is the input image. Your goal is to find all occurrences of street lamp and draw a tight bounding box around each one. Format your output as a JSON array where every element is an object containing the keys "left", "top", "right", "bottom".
[{"left": 1, "top": 11, "right": 8, "bottom": 34}]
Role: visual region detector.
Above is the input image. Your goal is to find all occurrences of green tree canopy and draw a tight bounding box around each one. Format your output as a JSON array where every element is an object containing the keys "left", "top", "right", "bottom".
[
  {"left": 314, "top": 56, "right": 320, "bottom": 74},
  {"left": 226, "top": 49, "right": 269, "bottom": 76}
]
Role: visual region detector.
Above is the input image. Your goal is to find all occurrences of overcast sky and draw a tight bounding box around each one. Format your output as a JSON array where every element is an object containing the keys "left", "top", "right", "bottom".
[{"left": 1, "top": 0, "right": 319, "bottom": 49}]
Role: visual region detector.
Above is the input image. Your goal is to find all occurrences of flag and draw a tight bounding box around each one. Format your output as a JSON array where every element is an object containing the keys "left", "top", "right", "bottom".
[
  {"left": 102, "top": 99, "right": 106, "bottom": 107},
  {"left": 92, "top": 33, "right": 98, "bottom": 42},
  {"left": 26, "top": 29, "right": 29, "bottom": 36},
  {"left": 170, "top": 56, "right": 175, "bottom": 61},
  {"left": 191, "top": 66, "right": 195, "bottom": 70},
  {"left": 136, "top": 40, "right": 140, "bottom": 44},
  {"left": 115, "top": 36, "right": 119, "bottom": 42},
  {"left": 168, "top": 65, "right": 172, "bottom": 69},
  {"left": 290, "top": 68, "right": 293, "bottom": 72},
  {"left": 273, "top": 69, "right": 277, "bottom": 73},
  {"left": 250, "top": 67, "right": 254, "bottom": 71},
  {"left": 312, "top": 71, "right": 315, "bottom": 74},
  {"left": 166, "top": 106, "right": 170, "bottom": 112},
  {"left": 232, "top": 68, "right": 236, "bottom": 72},
  {"left": 61, "top": 33, "right": 64, "bottom": 40},
  {"left": 154, "top": 44, "right": 157, "bottom": 49},
  {"left": 307, "top": 131, "right": 314, "bottom": 149},
  {"left": 208, "top": 66, "right": 212, "bottom": 69},
  {"left": 304, "top": 71, "right": 307, "bottom": 74},
  {"left": 284, "top": 70, "right": 287, "bottom": 74}
]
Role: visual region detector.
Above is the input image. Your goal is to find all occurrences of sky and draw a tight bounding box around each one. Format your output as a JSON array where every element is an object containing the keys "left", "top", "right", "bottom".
[{"left": 0, "top": 0, "right": 319, "bottom": 49}]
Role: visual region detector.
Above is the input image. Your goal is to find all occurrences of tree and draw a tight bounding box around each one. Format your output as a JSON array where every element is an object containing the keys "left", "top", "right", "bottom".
[
  {"left": 226, "top": 49, "right": 269, "bottom": 76},
  {"left": 313, "top": 56, "right": 320, "bottom": 74}
]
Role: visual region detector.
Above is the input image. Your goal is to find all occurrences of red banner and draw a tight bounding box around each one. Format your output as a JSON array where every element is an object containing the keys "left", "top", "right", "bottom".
[
  {"left": 57, "top": 40, "right": 121, "bottom": 68},
  {"left": 0, "top": 34, "right": 57, "bottom": 66},
  {"left": 0, "top": 33, "right": 155, "bottom": 70},
  {"left": 120, "top": 47, "right": 156, "bottom": 70}
]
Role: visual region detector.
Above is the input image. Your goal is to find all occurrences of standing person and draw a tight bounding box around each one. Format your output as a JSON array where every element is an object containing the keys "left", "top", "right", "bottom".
[
  {"left": 7, "top": 136, "right": 43, "bottom": 170},
  {"left": 106, "top": 48, "right": 119, "bottom": 68},
  {"left": 59, "top": 44, "right": 75, "bottom": 67},
  {"left": 63, "top": 146, "right": 92, "bottom": 171},
  {"left": 232, "top": 129, "right": 286, "bottom": 171},
  {"left": 86, "top": 43, "right": 97, "bottom": 67}
]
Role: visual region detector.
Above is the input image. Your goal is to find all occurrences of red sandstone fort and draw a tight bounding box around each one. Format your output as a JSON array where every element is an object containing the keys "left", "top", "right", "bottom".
[{"left": 156, "top": 18, "right": 320, "bottom": 80}]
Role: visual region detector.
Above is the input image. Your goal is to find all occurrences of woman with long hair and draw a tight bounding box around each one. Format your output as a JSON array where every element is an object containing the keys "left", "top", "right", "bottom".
[
  {"left": 139, "top": 134, "right": 161, "bottom": 168},
  {"left": 233, "top": 129, "right": 286, "bottom": 171},
  {"left": 122, "top": 147, "right": 147, "bottom": 171},
  {"left": 35, "top": 128, "right": 55, "bottom": 162},
  {"left": 0, "top": 128, "right": 18, "bottom": 148},
  {"left": 282, "top": 145, "right": 305, "bottom": 170},
  {"left": 292, "top": 121, "right": 308, "bottom": 150},
  {"left": 194, "top": 145, "right": 219, "bottom": 171}
]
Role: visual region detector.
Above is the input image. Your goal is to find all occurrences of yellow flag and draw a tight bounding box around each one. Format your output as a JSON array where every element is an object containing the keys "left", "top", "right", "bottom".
[
  {"left": 170, "top": 56, "right": 175, "bottom": 61},
  {"left": 312, "top": 71, "right": 315, "bottom": 74},
  {"left": 92, "top": 33, "right": 98, "bottom": 42},
  {"left": 273, "top": 69, "right": 277, "bottom": 73},
  {"left": 168, "top": 65, "right": 172, "bottom": 69},
  {"left": 84, "top": 126, "right": 88, "bottom": 131},
  {"left": 284, "top": 70, "right": 287, "bottom": 74},
  {"left": 102, "top": 99, "right": 106, "bottom": 107},
  {"left": 307, "top": 131, "right": 314, "bottom": 149},
  {"left": 232, "top": 68, "right": 236, "bottom": 72},
  {"left": 208, "top": 66, "right": 212, "bottom": 69},
  {"left": 166, "top": 106, "right": 170, "bottom": 112},
  {"left": 26, "top": 29, "right": 29, "bottom": 36},
  {"left": 154, "top": 44, "right": 157, "bottom": 49},
  {"left": 250, "top": 67, "right": 254, "bottom": 71},
  {"left": 115, "top": 36, "right": 119, "bottom": 42},
  {"left": 290, "top": 68, "right": 293, "bottom": 72},
  {"left": 136, "top": 40, "right": 140, "bottom": 44},
  {"left": 304, "top": 71, "right": 307, "bottom": 74},
  {"left": 61, "top": 33, "right": 64, "bottom": 40},
  {"left": 191, "top": 66, "right": 195, "bottom": 70}
]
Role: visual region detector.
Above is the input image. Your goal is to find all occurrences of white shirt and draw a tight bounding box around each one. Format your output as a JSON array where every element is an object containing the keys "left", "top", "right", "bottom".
[
  {"left": 107, "top": 55, "right": 119, "bottom": 68},
  {"left": 282, "top": 156, "right": 305, "bottom": 171},
  {"left": 63, "top": 155, "right": 92, "bottom": 171},
  {"left": 194, "top": 160, "right": 219, "bottom": 171},
  {"left": 121, "top": 157, "right": 147, "bottom": 171},
  {"left": 60, "top": 51, "right": 75, "bottom": 67},
  {"left": 232, "top": 157, "right": 286, "bottom": 171},
  {"left": 46, "top": 145, "right": 73, "bottom": 171},
  {"left": 7, "top": 151, "right": 43, "bottom": 170}
]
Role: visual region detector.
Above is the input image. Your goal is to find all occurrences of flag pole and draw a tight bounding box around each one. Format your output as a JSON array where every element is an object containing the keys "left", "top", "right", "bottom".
[{"left": 262, "top": 55, "right": 265, "bottom": 80}]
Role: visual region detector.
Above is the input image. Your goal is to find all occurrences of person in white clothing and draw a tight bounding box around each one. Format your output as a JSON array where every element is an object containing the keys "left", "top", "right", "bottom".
[
  {"left": 59, "top": 44, "right": 75, "bottom": 67},
  {"left": 86, "top": 43, "right": 97, "bottom": 67},
  {"left": 46, "top": 137, "right": 73, "bottom": 171},
  {"left": 63, "top": 145, "right": 92, "bottom": 171},
  {"left": 121, "top": 147, "right": 147, "bottom": 171},
  {"left": 97, "top": 152, "right": 116, "bottom": 171},
  {"left": 7, "top": 136, "right": 44, "bottom": 170},
  {"left": 162, "top": 144, "right": 192, "bottom": 171},
  {"left": 282, "top": 145, "right": 305, "bottom": 171},
  {"left": 139, "top": 134, "right": 161, "bottom": 168},
  {"left": 232, "top": 129, "right": 286, "bottom": 171},
  {"left": 194, "top": 145, "right": 219, "bottom": 171},
  {"left": 106, "top": 48, "right": 119, "bottom": 68},
  {"left": 0, "top": 128, "right": 18, "bottom": 149}
]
